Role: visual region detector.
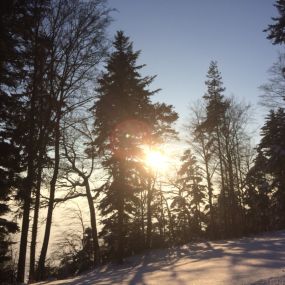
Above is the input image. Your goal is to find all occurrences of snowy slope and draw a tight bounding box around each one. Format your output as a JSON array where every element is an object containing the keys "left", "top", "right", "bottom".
[{"left": 36, "top": 231, "right": 285, "bottom": 285}]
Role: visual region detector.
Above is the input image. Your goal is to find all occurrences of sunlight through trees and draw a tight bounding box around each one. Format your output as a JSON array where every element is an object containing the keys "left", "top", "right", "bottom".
[{"left": 0, "top": 0, "right": 285, "bottom": 283}]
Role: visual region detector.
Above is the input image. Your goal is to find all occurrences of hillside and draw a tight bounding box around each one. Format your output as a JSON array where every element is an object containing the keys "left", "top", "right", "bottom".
[{"left": 35, "top": 231, "right": 285, "bottom": 285}]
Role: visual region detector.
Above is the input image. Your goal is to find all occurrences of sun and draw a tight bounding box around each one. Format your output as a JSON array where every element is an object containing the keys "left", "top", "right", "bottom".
[{"left": 144, "top": 149, "right": 167, "bottom": 172}]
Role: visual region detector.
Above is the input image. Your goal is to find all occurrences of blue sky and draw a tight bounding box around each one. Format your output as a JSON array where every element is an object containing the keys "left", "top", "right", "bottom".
[{"left": 107, "top": 0, "right": 280, "bottom": 129}]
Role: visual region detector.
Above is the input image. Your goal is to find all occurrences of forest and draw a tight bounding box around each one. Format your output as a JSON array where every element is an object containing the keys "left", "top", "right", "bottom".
[{"left": 0, "top": 0, "right": 285, "bottom": 284}]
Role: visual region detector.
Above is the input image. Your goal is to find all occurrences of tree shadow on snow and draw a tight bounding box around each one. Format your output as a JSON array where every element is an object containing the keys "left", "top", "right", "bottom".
[{"left": 40, "top": 231, "right": 285, "bottom": 285}]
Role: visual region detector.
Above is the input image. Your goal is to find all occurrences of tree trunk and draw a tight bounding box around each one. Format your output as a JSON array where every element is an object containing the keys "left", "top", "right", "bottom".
[
  {"left": 159, "top": 190, "right": 174, "bottom": 244},
  {"left": 17, "top": 171, "right": 34, "bottom": 282},
  {"left": 146, "top": 177, "right": 153, "bottom": 249},
  {"left": 17, "top": 35, "right": 39, "bottom": 282},
  {"left": 201, "top": 137, "right": 214, "bottom": 237},
  {"left": 159, "top": 190, "right": 166, "bottom": 240},
  {"left": 29, "top": 92, "right": 50, "bottom": 282},
  {"left": 216, "top": 127, "right": 228, "bottom": 237},
  {"left": 225, "top": 136, "right": 238, "bottom": 236},
  {"left": 140, "top": 190, "right": 145, "bottom": 244},
  {"left": 36, "top": 116, "right": 60, "bottom": 281},
  {"left": 117, "top": 185, "right": 124, "bottom": 264},
  {"left": 85, "top": 178, "right": 100, "bottom": 266},
  {"left": 29, "top": 165, "right": 42, "bottom": 282}
]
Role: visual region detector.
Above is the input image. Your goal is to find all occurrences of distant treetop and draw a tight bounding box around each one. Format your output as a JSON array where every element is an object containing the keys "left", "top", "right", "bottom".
[{"left": 265, "top": 0, "right": 285, "bottom": 44}]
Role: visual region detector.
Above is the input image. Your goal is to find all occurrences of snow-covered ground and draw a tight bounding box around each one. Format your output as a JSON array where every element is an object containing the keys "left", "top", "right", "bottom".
[{"left": 36, "top": 231, "right": 285, "bottom": 285}]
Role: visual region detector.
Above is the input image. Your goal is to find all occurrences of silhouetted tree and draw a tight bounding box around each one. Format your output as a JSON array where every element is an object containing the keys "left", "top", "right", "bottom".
[
  {"left": 251, "top": 0, "right": 285, "bottom": 233},
  {"left": 188, "top": 102, "right": 216, "bottom": 237},
  {"left": 265, "top": 0, "right": 285, "bottom": 45},
  {"left": 0, "top": 1, "right": 38, "bottom": 282},
  {"left": 92, "top": 31, "right": 177, "bottom": 262},
  {"left": 13, "top": 0, "right": 55, "bottom": 281},
  {"left": 196, "top": 61, "right": 230, "bottom": 236},
  {"left": 172, "top": 149, "right": 206, "bottom": 243},
  {"left": 62, "top": 118, "right": 101, "bottom": 266},
  {"left": 259, "top": 53, "right": 285, "bottom": 109},
  {"left": 50, "top": 208, "right": 94, "bottom": 279},
  {"left": 36, "top": 0, "right": 110, "bottom": 280},
  {"left": 244, "top": 154, "right": 271, "bottom": 233},
  {"left": 193, "top": 62, "right": 252, "bottom": 238},
  {"left": 257, "top": 109, "right": 285, "bottom": 228}
]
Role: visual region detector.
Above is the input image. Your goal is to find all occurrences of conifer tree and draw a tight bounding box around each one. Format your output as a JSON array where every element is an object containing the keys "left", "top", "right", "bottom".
[
  {"left": 265, "top": 0, "right": 285, "bottom": 44},
  {"left": 92, "top": 31, "right": 177, "bottom": 262},
  {"left": 172, "top": 149, "right": 205, "bottom": 243},
  {"left": 0, "top": 1, "right": 28, "bottom": 281},
  {"left": 257, "top": 109, "right": 285, "bottom": 227},
  {"left": 15, "top": 1, "right": 52, "bottom": 281},
  {"left": 259, "top": 53, "right": 285, "bottom": 109},
  {"left": 197, "top": 61, "right": 230, "bottom": 236},
  {"left": 244, "top": 154, "right": 271, "bottom": 233},
  {"left": 253, "top": 0, "right": 285, "bottom": 232},
  {"left": 189, "top": 103, "right": 216, "bottom": 237},
  {"left": 195, "top": 61, "right": 250, "bottom": 237}
]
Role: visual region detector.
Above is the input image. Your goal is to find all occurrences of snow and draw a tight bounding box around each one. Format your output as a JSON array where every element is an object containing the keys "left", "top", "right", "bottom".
[{"left": 35, "top": 231, "right": 285, "bottom": 285}]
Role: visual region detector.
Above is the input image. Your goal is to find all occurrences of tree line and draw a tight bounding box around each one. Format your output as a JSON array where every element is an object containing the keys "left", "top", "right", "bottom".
[{"left": 0, "top": 0, "right": 285, "bottom": 283}]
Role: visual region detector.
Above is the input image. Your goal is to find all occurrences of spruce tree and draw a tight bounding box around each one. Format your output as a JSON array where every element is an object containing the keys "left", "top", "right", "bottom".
[
  {"left": 257, "top": 109, "right": 285, "bottom": 227},
  {"left": 92, "top": 31, "right": 177, "bottom": 262},
  {"left": 190, "top": 103, "right": 216, "bottom": 237},
  {"left": 172, "top": 149, "right": 205, "bottom": 243},
  {"left": 15, "top": 1, "right": 52, "bottom": 281},
  {"left": 265, "top": 0, "right": 285, "bottom": 44},
  {"left": 198, "top": 61, "right": 230, "bottom": 236},
  {"left": 202, "top": 61, "right": 228, "bottom": 130},
  {"left": 244, "top": 154, "right": 271, "bottom": 233},
  {"left": 196, "top": 61, "right": 248, "bottom": 237},
  {"left": 0, "top": 1, "right": 27, "bottom": 281}
]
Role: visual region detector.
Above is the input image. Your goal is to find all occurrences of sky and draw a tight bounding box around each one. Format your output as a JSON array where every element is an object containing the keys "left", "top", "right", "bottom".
[{"left": 107, "top": 0, "right": 281, "bottom": 132}]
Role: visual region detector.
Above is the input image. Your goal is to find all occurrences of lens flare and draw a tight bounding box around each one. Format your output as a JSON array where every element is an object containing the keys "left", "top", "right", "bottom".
[{"left": 145, "top": 149, "right": 167, "bottom": 172}]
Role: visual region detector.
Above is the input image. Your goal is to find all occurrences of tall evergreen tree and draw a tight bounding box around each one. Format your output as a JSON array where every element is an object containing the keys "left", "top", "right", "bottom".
[
  {"left": 198, "top": 61, "right": 230, "bottom": 236},
  {"left": 195, "top": 61, "right": 251, "bottom": 237},
  {"left": 172, "top": 149, "right": 205, "bottom": 243},
  {"left": 265, "top": 0, "right": 285, "bottom": 44},
  {"left": 252, "top": 0, "right": 285, "bottom": 233},
  {"left": 244, "top": 153, "right": 271, "bottom": 233},
  {"left": 190, "top": 103, "right": 216, "bottom": 237},
  {"left": 15, "top": 1, "right": 52, "bottom": 281},
  {"left": 92, "top": 31, "right": 177, "bottom": 263},
  {"left": 259, "top": 53, "right": 285, "bottom": 109},
  {"left": 0, "top": 1, "right": 28, "bottom": 281},
  {"left": 257, "top": 109, "right": 285, "bottom": 228}
]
